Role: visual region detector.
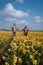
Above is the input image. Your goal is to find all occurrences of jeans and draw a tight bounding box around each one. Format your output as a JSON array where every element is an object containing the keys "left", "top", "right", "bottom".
[{"left": 13, "top": 32, "right": 16, "bottom": 36}]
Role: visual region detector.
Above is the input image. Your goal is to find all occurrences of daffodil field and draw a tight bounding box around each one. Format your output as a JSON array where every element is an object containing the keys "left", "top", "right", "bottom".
[
  {"left": 0, "top": 31, "right": 43, "bottom": 65},
  {"left": 0, "top": 31, "right": 12, "bottom": 49}
]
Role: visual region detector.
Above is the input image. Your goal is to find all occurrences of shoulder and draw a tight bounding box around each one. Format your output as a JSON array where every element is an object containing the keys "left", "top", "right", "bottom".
[
  {"left": 27, "top": 29, "right": 29, "bottom": 31},
  {"left": 12, "top": 26, "right": 13, "bottom": 28},
  {"left": 23, "top": 28, "right": 24, "bottom": 30}
]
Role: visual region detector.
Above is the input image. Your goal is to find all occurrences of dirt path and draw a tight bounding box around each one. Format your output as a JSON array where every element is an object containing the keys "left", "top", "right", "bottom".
[{"left": 0, "top": 37, "right": 13, "bottom": 58}]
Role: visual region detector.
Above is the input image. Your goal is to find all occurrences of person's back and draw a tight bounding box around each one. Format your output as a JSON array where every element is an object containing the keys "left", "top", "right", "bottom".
[
  {"left": 12, "top": 24, "right": 19, "bottom": 36},
  {"left": 23, "top": 26, "right": 28, "bottom": 36},
  {"left": 13, "top": 25, "right": 16, "bottom": 32}
]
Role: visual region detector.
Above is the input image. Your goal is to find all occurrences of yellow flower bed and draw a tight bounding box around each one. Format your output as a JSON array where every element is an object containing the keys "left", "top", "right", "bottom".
[
  {"left": 10, "top": 31, "right": 43, "bottom": 65},
  {"left": 0, "top": 31, "right": 12, "bottom": 48},
  {"left": 0, "top": 31, "right": 43, "bottom": 65}
]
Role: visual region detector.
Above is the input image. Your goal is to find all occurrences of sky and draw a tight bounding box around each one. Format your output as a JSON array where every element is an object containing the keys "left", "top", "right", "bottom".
[{"left": 0, "top": 0, "right": 43, "bottom": 30}]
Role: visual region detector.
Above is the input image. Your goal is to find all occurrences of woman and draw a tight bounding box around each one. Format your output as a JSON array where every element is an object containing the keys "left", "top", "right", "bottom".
[
  {"left": 23, "top": 26, "right": 28, "bottom": 36},
  {"left": 12, "top": 24, "right": 19, "bottom": 36}
]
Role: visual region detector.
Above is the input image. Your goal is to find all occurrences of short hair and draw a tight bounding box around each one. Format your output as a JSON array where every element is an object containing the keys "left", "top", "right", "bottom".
[
  {"left": 25, "top": 26, "right": 27, "bottom": 28},
  {"left": 13, "top": 24, "right": 15, "bottom": 26}
]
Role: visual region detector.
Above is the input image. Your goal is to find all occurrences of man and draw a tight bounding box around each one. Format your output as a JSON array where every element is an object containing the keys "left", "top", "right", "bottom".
[
  {"left": 12, "top": 24, "right": 19, "bottom": 36},
  {"left": 23, "top": 26, "right": 28, "bottom": 36}
]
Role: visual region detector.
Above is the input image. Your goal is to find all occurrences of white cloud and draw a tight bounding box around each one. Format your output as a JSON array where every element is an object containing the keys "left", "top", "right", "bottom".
[
  {"left": 36, "top": 19, "right": 43, "bottom": 23},
  {"left": 34, "top": 16, "right": 41, "bottom": 19},
  {"left": 0, "top": 3, "right": 29, "bottom": 18},
  {"left": 0, "top": 21, "right": 2, "bottom": 24},
  {"left": 16, "top": 0, "right": 24, "bottom": 3},
  {"left": 20, "top": 20, "right": 28, "bottom": 25},
  {"left": 34, "top": 16, "right": 43, "bottom": 23},
  {"left": 4, "top": 17, "right": 28, "bottom": 25},
  {"left": 27, "top": 9, "right": 31, "bottom": 13},
  {"left": 41, "top": 20, "right": 43, "bottom": 22},
  {"left": 35, "top": 19, "right": 41, "bottom": 23},
  {"left": 5, "top": 18, "right": 17, "bottom": 22}
]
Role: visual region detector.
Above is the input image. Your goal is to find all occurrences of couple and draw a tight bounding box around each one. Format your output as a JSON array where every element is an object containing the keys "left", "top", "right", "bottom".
[{"left": 12, "top": 24, "right": 29, "bottom": 36}]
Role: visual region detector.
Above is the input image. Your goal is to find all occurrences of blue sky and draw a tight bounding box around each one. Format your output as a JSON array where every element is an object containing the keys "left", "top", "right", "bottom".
[{"left": 0, "top": 0, "right": 43, "bottom": 30}]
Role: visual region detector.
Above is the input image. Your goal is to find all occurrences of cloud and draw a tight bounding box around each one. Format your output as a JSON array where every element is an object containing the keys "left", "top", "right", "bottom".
[
  {"left": 0, "top": 3, "right": 29, "bottom": 18},
  {"left": 27, "top": 9, "right": 31, "bottom": 13},
  {"left": 34, "top": 16, "right": 43, "bottom": 23},
  {"left": 16, "top": 0, "right": 24, "bottom": 3},
  {"left": 20, "top": 20, "right": 28, "bottom": 25},
  {"left": 36, "top": 19, "right": 43, "bottom": 23},
  {"left": 4, "top": 17, "right": 28, "bottom": 25},
  {"left": 5, "top": 18, "right": 17, "bottom": 22},
  {"left": 0, "top": 21, "right": 2, "bottom": 24},
  {"left": 34, "top": 16, "right": 41, "bottom": 19}
]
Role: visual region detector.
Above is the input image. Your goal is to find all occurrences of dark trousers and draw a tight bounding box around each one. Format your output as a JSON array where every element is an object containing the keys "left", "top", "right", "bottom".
[
  {"left": 13, "top": 32, "right": 16, "bottom": 36},
  {"left": 24, "top": 33, "right": 27, "bottom": 36}
]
